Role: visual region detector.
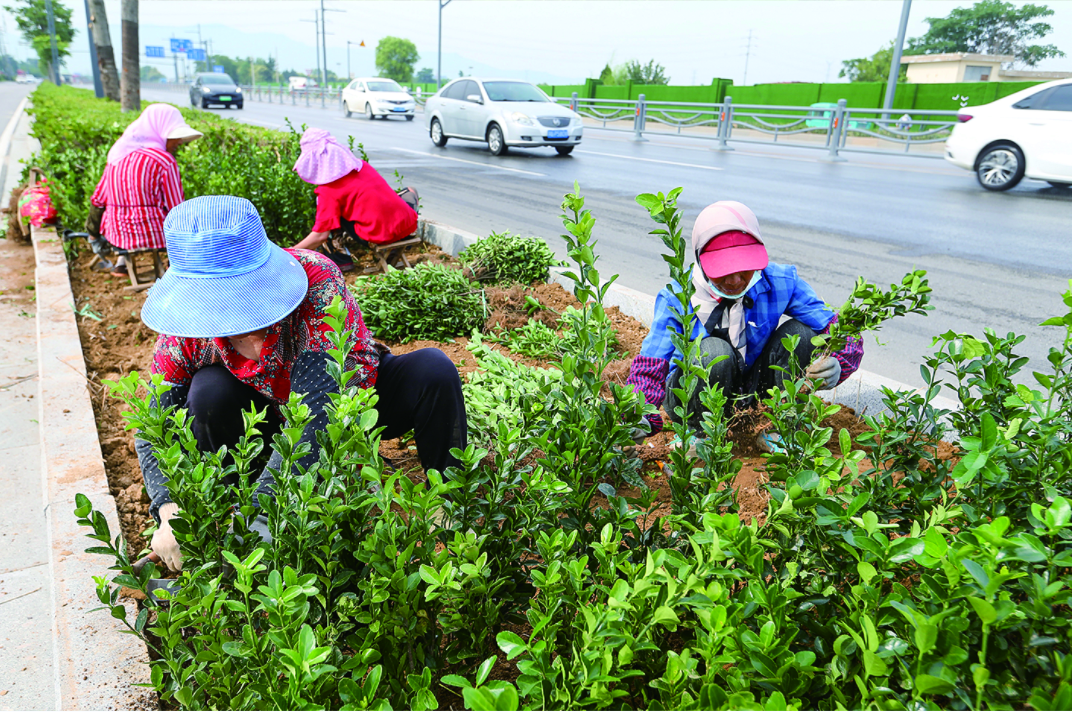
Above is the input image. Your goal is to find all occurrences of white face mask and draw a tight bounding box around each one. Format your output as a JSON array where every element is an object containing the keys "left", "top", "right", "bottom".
[{"left": 706, "top": 270, "right": 762, "bottom": 300}]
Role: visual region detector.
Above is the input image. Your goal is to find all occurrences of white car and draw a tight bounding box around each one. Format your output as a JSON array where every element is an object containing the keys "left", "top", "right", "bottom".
[
  {"left": 945, "top": 78, "right": 1072, "bottom": 191},
  {"left": 424, "top": 78, "right": 582, "bottom": 156},
  {"left": 342, "top": 78, "right": 416, "bottom": 121}
]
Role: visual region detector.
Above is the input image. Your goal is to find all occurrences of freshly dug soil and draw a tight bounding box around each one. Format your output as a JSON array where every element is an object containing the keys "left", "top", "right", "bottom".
[{"left": 65, "top": 237, "right": 873, "bottom": 553}]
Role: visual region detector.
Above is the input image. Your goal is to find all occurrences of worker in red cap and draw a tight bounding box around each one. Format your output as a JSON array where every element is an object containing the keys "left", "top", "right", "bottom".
[{"left": 624, "top": 200, "right": 863, "bottom": 450}]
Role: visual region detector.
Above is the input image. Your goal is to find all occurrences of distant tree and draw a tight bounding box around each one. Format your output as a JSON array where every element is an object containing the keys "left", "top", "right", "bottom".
[
  {"left": 598, "top": 62, "right": 614, "bottom": 83},
  {"left": 907, "top": 0, "right": 1064, "bottom": 67},
  {"left": 375, "top": 36, "right": 419, "bottom": 82},
  {"left": 281, "top": 69, "right": 301, "bottom": 82},
  {"left": 839, "top": 41, "right": 908, "bottom": 83},
  {"left": 140, "top": 65, "right": 165, "bottom": 82},
  {"left": 263, "top": 56, "right": 277, "bottom": 82},
  {"left": 624, "top": 59, "right": 669, "bottom": 85},
  {"left": 415, "top": 67, "right": 434, "bottom": 83},
  {"left": 4, "top": 0, "right": 75, "bottom": 82}
]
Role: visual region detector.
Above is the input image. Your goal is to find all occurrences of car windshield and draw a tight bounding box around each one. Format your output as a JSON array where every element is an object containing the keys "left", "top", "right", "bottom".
[
  {"left": 202, "top": 75, "right": 234, "bottom": 85},
  {"left": 367, "top": 80, "right": 403, "bottom": 92},
  {"left": 482, "top": 81, "right": 549, "bottom": 102}
]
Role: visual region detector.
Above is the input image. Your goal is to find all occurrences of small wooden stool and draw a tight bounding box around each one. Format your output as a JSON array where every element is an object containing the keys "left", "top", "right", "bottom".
[
  {"left": 120, "top": 249, "right": 168, "bottom": 292},
  {"left": 366, "top": 236, "right": 422, "bottom": 274}
]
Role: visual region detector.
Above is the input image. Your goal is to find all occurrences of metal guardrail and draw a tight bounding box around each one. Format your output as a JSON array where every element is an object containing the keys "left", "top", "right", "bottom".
[
  {"left": 155, "top": 83, "right": 960, "bottom": 160},
  {"left": 554, "top": 92, "right": 962, "bottom": 159}
]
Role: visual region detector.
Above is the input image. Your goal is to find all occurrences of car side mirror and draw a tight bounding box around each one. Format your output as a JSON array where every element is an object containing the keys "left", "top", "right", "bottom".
[{"left": 466, "top": 94, "right": 483, "bottom": 104}]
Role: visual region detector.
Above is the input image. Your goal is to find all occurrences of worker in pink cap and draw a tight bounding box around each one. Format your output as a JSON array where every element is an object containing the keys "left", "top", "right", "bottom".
[
  {"left": 292, "top": 128, "right": 418, "bottom": 268},
  {"left": 625, "top": 200, "right": 863, "bottom": 449}
]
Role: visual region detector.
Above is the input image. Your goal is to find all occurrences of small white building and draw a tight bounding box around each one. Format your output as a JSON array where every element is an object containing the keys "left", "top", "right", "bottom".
[{"left": 901, "top": 52, "right": 1072, "bottom": 83}]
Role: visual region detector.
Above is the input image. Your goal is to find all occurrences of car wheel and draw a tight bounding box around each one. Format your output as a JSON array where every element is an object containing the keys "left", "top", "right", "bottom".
[
  {"left": 344, "top": 101, "right": 352, "bottom": 118},
  {"left": 406, "top": 115, "right": 414, "bottom": 121},
  {"left": 1047, "top": 181, "right": 1071, "bottom": 189},
  {"left": 365, "top": 103, "right": 374, "bottom": 120},
  {"left": 976, "top": 143, "right": 1025, "bottom": 191},
  {"left": 555, "top": 146, "right": 574, "bottom": 156},
  {"left": 201, "top": 98, "right": 209, "bottom": 109},
  {"left": 487, "top": 123, "right": 508, "bottom": 156},
  {"left": 236, "top": 103, "right": 243, "bottom": 110},
  {"left": 430, "top": 118, "right": 448, "bottom": 147},
  {"left": 190, "top": 95, "right": 196, "bottom": 107}
]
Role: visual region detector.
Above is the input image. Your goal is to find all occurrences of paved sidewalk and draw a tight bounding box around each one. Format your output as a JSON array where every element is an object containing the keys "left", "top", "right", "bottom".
[{"left": 0, "top": 104, "right": 54, "bottom": 708}]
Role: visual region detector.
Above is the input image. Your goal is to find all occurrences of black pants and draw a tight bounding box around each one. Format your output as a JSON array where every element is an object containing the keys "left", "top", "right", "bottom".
[
  {"left": 186, "top": 348, "right": 466, "bottom": 473},
  {"left": 665, "top": 319, "right": 816, "bottom": 430}
]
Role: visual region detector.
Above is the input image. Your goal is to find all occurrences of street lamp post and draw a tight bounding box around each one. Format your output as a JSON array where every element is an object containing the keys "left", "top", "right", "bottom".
[
  {"left": 437, "top": 0, "right": 452, "bottom": 88},
  {"left": 883, "top": 0, "right": 912, "bottom": 119}
]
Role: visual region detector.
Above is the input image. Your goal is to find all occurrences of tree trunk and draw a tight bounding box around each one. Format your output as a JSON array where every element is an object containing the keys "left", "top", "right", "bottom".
[
  {"left": 87, "top": 0, "right": 120, "bottom": 101},
  {"left": 120, "top": 0, "right": 139, "bottom": 112}
]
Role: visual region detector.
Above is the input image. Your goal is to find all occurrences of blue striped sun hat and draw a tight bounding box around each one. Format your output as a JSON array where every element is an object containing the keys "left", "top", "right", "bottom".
[{"left": 141, "top": 196, "right": 309, "bottom": 338}]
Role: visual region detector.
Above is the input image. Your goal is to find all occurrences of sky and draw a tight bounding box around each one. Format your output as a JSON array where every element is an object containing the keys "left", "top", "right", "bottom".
[{"left": 2, "top": 0, "right": 1071, "bottom": 86}]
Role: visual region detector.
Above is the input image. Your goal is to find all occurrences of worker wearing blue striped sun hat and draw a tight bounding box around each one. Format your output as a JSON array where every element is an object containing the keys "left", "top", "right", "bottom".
[{"left": 137, "top": 195, "right": 467, "bottom": 572}]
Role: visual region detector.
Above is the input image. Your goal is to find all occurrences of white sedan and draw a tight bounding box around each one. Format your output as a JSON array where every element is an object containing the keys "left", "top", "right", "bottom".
[
  {"left": 945, "top": 78, "right": 1072, "bottom": 191},
  {"left": 424, "top": 78, "right": 582, "bottom": 156},
  {"left": 342, "top": 78, "right": 416, "bottom": 121}
]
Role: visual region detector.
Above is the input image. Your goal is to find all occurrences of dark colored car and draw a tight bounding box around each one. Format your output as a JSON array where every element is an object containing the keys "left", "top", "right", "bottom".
[{"left": 190, "top": 73, "right": 243, "bottom": 109}]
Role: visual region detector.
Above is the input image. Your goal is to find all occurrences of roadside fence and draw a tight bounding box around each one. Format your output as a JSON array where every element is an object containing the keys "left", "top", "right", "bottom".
[{"left": 156, "top": 83, "right": 960, "bottom": 160}]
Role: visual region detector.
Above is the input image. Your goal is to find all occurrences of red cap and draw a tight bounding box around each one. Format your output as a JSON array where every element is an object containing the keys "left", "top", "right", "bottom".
[{"left": 698, "top": 230, "right": 769, "bottom": 279}]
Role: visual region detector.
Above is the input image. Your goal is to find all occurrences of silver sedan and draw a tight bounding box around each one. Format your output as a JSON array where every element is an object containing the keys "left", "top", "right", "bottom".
[{"left": 424, "top": 78, "right": 582, "bottom": 156}]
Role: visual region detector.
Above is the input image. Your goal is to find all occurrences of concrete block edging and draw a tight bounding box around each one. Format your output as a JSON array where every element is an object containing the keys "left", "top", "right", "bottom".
[
  {"left": 32, "top": 223, "right": 152, "bottom": 709},
  {"left": 417, "top": 218, "right": 958, "bottom": 420}
]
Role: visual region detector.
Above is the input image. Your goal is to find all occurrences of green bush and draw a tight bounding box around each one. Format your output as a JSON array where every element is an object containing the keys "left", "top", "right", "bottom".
[
  {"left": 76, "top": 187, "right": 1072, "bottom": 711},
  {"left": 351, "top": 262, "right": 485, "bottom": 342},
  {"left": 26, "top": 83, "right": 316, "bottom": 247},
  {"left": 459, "top": 230, "right": 559, "bottom": 285}
]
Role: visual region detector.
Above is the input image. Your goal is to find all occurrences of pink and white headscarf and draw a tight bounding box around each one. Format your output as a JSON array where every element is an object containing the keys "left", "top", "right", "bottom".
[
  {"left": 293, "top": 128, "right": 363, "bottom": 185},
  {"left": 106, "top": 103, "right": 200, "bottom": 165}
]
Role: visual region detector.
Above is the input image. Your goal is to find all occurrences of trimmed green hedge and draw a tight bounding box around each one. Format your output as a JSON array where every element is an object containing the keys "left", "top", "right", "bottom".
[{"left": 27, "top": 83, "right": 316, "bottom": 246}]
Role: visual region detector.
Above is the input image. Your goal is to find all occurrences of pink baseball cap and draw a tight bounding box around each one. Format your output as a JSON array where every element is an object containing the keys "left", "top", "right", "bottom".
[{"left": 698, "top": 230, "right": 769, "bottom": 279}]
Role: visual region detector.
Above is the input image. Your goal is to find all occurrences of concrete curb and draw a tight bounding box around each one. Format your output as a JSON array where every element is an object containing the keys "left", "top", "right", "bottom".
[
  {"left": 32, "top": 223, "right": 151, "bottom": 708},
  {"left": 417, "top": 218, "right": 959, "bottom": 420}
]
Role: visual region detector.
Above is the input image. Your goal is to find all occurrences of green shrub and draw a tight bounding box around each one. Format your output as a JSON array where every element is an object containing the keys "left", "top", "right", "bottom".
[
  {"left": 26, "top": 83, "right": 316, "bottom": 247},
  {"left": 75, "top": 187, "right": 1072, "bottom": 711},
  {"left": 351, "top": 262, "right": 485, "bottom": 342},
  {"left": 459, "top": 230, "right": 559, "bottom": 285}
]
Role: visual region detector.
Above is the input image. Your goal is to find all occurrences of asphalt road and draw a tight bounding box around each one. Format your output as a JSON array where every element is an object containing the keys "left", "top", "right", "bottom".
[
  {"left": 144, "top": 86, "right": 1072, "bottom": 388},
  {"left": 0, "top": 82, "right": 32, "bottom": 191}
]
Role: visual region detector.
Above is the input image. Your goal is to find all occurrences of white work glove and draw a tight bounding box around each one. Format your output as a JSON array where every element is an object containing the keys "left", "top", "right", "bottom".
[
  {"left": 806, "top": 356, "right": 842, "bottom": 391},
  {"left": 152, "top": 502, "right": 184, "bottom": 572}
]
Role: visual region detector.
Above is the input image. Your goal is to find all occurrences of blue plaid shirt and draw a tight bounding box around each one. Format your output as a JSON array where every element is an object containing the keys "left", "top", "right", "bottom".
[{"left": 640, "top": 262, "right": 835, "bottom": 371}]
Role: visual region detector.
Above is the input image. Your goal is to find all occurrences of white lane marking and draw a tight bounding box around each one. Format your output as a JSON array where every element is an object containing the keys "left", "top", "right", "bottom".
[
  {"left": 574, "top": 149, "right": 723, "bottom": 171},
  {"left": 390, "top": 147, "right": 545, "bottom": 176}
]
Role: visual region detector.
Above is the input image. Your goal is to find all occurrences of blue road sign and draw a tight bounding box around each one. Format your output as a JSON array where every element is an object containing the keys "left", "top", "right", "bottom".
[
  {"left": 169, "top": 38, "right": 192, "bottom": 53},
  {"left": 187, "top": 48, "right": 206, "bottom": 61},
  {"left": 213, "top": 65, "right": 225, "bottom": 74},
  {"left": 146, "top": 46, "right": 165, "bottom": 58}
]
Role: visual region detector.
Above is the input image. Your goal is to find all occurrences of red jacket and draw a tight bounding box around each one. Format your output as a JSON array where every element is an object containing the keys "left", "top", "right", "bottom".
[{"left": 311, "top": 165, "right": 417, "bottom": 245}]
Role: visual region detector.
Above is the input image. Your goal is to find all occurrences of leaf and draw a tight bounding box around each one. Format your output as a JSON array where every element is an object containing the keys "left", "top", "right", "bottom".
[
  {"left": 652, "top": 605, "right": 680, "bottom": 628},
  {"left": 475, "top": 655, "right": 497, "bottom": 686},
  {"left": 915, "top": 673, "right": 954, "bottom": 695},
  {"left": 496, "top": 631, "right": 526, "bottom": 660},
  {"left": 968, "top": 597, "right": 997, "bottom": 624},
  {"left": 915, "top": 623, "right": 938, "bottom": 654}
]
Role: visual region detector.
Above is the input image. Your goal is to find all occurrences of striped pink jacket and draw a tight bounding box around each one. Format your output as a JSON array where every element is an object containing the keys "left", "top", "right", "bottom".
[{"left": 90, "top": 147, "right": 184, "bottom": 251}]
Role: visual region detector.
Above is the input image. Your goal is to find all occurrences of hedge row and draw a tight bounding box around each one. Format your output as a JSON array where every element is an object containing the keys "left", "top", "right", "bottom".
[{"left": 27, "top": 83, "right": 316, "bottom": 247}]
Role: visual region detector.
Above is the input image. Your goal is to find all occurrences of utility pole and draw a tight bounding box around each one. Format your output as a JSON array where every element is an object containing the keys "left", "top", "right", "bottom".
[
  {"left": 742, "top": 29, "right": 753, "bottom": 85},
  {"left": 83, "top": 0, "right": 102, "bottom": 96},
  {"left": 437, "top": 0, "right": 452, "bottom": 88},
  {"left": 120, "top": 0, "right": 139, "bottom": 110},
  {"left": 321, "top": 2, "right": 343, "bottom": 86},
  {"left": 172, "top": 39, "right": 179, "bottom": 83},
  {"left": 301, "top": 12, "right": 320, "bottom": 82},
  {"left": 883, "top": 0, "right": 912, "bottom": 119},
  {"left": 43, "top": 0, "right": 61, "bottom": 84}
]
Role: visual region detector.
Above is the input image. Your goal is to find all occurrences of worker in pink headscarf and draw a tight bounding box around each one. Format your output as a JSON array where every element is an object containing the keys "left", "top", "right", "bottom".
[
  {"left": 293, "top": 128, "right": 418, "bottom": 257},
  {"left": 89, "top": 103, "right": 202, "bottom": 278}
]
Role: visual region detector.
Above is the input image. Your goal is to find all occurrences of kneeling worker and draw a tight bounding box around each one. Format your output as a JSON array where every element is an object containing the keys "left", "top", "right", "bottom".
[{"left": 137, "top": 195, "right": 466, "bottom": 571}]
